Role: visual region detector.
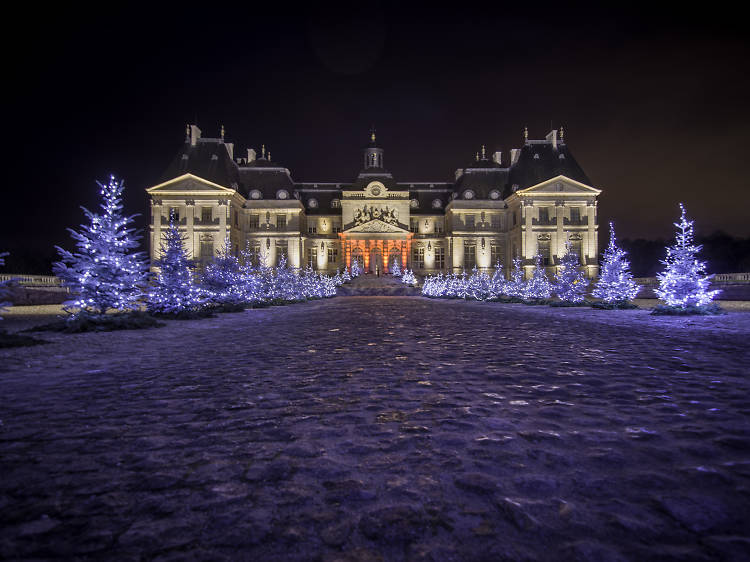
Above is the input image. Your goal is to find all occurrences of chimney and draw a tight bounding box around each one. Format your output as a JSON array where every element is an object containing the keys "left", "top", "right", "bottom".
[
  {"left": 247, "top": 148, "right": 256, "bottom": 163},
  {"left": 455, "top": 169, "right": 464, "bottom": 180},
  {"left": 190, "top": 124, "right": 202, "bottom": 147},
  {"left": 492, "top": 151, "right": 502, "bottom": 165},
  {"left": 225, "top": 142, "right": 234, "bottom": 161},
  {"left": 510, "top": 148, "right": 521, "bottom": 165},
  {"left": 545, "top": 129, "right": 558, "bottom": 150}
]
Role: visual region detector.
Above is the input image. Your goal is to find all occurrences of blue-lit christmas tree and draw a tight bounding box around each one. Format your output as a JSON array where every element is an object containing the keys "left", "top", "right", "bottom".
[
  {"left": 201, "top": 237, "right": 246, "bottom": 307},
  {"left": 350, "top": 258, "right": 362, "bottom": 277},
  {"left": 390, "top": 260, "right": 402, "bottom": 276},
  {"left": 592, "top": 222, "right": 640, "bottom": 306},
  {"left": 505, "top": 257, "right": 526, "bottom": 298},
  {"left": 402, "top": 269, "right": 417, "bottom": 286},
  {"left": 553, "top": 242, "right": 589, "bottom": 303},
  {"left": 489, "top": 261, "right": 506, "bottom": 298},
  {"left": 523, "top": 254, "right": 552, "bottom": 301},
  {"left": 146, "top": 212, "right": 205, "bottom": 315},
  {"left": 655, "top": 204, "right": 721, "bottom": 310},
  {"left": 53, "top": 176, "right": 149, "bottom": 316}
]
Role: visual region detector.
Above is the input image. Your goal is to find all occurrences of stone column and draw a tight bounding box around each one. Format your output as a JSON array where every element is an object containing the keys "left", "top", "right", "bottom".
[
  {"left": 555, "top": 200, "right": 565, "bottom": 258},
  {"left": 586, "top": 201, "right": 596, "bottom": 264},
  {"left": 152, "top": 200, "right": 162, "bottom": 264},
  {"left": 185, "top": 200, "right": 195, "bottom": 259},
  {"left": 218, "top": 200, "right": 228, "bottom": 254}
]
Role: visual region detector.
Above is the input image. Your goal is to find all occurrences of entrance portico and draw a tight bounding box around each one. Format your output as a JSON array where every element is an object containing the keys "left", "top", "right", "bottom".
[{"left": 340, "top": 231, "right": 414, "bottom": 273}]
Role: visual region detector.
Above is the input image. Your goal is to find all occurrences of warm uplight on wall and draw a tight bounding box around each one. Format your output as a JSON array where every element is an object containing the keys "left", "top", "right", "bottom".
[
  {"left": 266, "top": 238, "right": 271, "bottom": 249},
  {"left": 481, "top": 238, "right": 486, "bottom": 250},
  {"left": 427, "top": 241, "right": 432, "bottom": 251},
  {"left": 321, "top": 241, "right": 325, "bottom": 250}
]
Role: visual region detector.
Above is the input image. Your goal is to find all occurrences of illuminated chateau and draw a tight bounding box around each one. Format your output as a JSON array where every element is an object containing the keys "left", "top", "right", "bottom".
[{"left": 147, "top": 125, "right": 601, "bottom": 277}]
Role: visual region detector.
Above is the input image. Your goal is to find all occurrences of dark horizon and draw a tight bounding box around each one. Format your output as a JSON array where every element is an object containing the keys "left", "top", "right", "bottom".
[{"left": 3, "top": 2, "right": 749, "bottom": 257}]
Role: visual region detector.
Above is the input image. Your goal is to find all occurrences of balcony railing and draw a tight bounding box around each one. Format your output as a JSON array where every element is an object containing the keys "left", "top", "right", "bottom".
[{"left": 563, "top": 216, "right": 589, "bottom": 226}]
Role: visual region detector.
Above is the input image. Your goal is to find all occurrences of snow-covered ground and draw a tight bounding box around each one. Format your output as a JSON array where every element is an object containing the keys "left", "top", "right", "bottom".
[{"left": 1, "top": 297, "right": 749, "bottom": 560}]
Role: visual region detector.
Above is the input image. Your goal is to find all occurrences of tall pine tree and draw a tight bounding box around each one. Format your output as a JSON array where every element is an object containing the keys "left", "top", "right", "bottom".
[
  {"left": 54, "top": 176, "right": 148, "bottom": 315},
  {"left": 593, "top": 222, "right": 640, "bottom": 305},
  {"left": 523, "top": 254, "right": 552, "bottom": 300},
  {"left": 147, "top": 212, "right": 205, "bottom": 314},
  {"left": 656, "top": 204, "right": 720, "bottom": 308},
  {"left": 201, "top": 237, "right": 245, "bottom": 306}
]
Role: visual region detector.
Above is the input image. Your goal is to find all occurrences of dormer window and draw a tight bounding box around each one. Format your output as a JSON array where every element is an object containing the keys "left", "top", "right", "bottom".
[
  {"left": 276, "top": 189, "right": 289, "bottom": 200},
  {"left": 432, "top": 198, "right": 442, "bottom": 209},
  {"left": 463, "top": 190, "right": 475, "bottom": 200},
  {"left": 512, "top": 184, "right": 519, "bottom": 192},
  {"left": 308, "top": 198, "right": 318, "bottom": 209},
  {"left": 410, "top": 199, "right": 419, "bottom": 208},
  {"left": 489, "top": 190, "right": 500, "bottom": 200},
  {"left": 250, "top": 189, "right": 262, "bottom": 200},
  {"left": 331, "top": 198, "right": 341, "bottom": 209},
  {"left": 559, "top": 153, "right": 566, "bottom": 160},
  {"left": 533, "top": 153, "right": 540, "bottom": 159}
]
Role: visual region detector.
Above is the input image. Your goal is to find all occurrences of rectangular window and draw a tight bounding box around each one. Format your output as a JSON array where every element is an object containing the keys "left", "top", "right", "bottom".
[
  {"left": 308, "top": 226, "right": 317, "bottom": 234},
  {"left": 200, "top": 239, "right": 214, "bottom": 261},
  {"left": 249, "top": 214, "right": 260, "bottom": 229},
  {"left": 201, "top": 207, "right": 212, "bottom": 223},
  {"left": 538, "top": 239, "right": 551, "bottom": 266},
  {"left": 168, "top": 207, "right": 180, "bottom": 221},
  {"left": 413, "top": 247, "right": 425, "bottom": 269},
  {"left": 464, "top": 243, "right": 476, "bottom": 270},
  {"left": 491, "top": 244, "right": 501, "bottom": 267},
  {"left": 307, "top": 248, "right": 317, "bottom": 269},
  {"left": 276, "top": 215, "right": 287, "bottom": 229},
  {"left": 538, "top": 207, "right": 549, "bottom": 224},
  {"left": 570, "top": 207, "right": 580, "bottom": 223},
  {"left": 328, "top": 248, "right": 338, "bottom": 263},
  {"left": 465, "top": 214, "right": 475, "bottom": 228},
  {"left": 410, "top": 219, "right": 419, "bottom": 233},
  {"left": 435, "top": 247, "right": 445, "bottom": 269},
  {"left": 233, "top": 209, "right": 238, "bottom": 227},
  {"left": 435, "top": 221, "right": 444, "bottom": 234},
  {"left": 491, "top": 214, "right": 501, "bottom": 229},
  {"left": 333, "top": 225, "right": 342, "bottom": 234}
]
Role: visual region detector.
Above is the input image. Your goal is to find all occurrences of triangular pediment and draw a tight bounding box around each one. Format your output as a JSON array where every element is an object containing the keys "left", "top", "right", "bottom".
[
  {"left": 518, "top": 175, "right": 601, "bottom": 195},
  {"left": 146, "top": 173, "right": 235, "bottom": 194},
  {"left": 346, "top": 219, "right": 409, "bottom": 233}
]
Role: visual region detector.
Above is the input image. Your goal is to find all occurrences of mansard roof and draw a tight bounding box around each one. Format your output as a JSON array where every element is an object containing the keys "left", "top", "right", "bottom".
[
  {"left": 161, "top": 138, "right": 240, "bottom": 189},
  {"left": 156, "top": 130, "right": 595, "bottom": 208},
  {"left": 506, "top": 141, "right": 591, "bottom": 196}
]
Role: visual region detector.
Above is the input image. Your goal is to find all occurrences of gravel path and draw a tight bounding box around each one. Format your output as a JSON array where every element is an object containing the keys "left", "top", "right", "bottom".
[{"left": 1, "top": 297, "right": 749, "bottom": 561}]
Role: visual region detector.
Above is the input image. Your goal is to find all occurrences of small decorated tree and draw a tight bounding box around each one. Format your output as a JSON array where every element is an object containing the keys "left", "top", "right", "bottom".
[
  {"left": 489, "top": 261, "right": 506, "bottom": 298},
  {"left": 147, "top": 212, "right": 205, "bottom": 315},
  {"left": 553, "top": 242, "right": 589, "bottom": 304},
  {"left": 592, "top": 222, "right": 640, "bottom": 307},
  {"left": 53, "top": 176, "right": 149, "bottom": 316},
  {"left": 350, "top": 258, "right": 362, "bottom": 278},
  {"left": 402, "top": 269, "right": 417, "bottom": 286},
  {"left": 505, "top": 257, "right": 526, "bottom": 298},
  {"left": 523, "top": 254, "right": 552, "bottom": 301},
  {"left": 654, "top": 204, "right": 721, "bottom": 312},
  {"left": 201, "top": 237, "right": 245, "bottom": 308},
  {"left": 390, "top": 259, "right": 402, "bottom": 276}
]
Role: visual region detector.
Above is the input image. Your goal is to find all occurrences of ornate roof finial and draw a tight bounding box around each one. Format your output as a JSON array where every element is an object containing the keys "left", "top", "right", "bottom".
[
  {"left": 370, "top": 125, "right": 376, "bottom": 143},
  {"left": 559, "top": 125, "right": 565, "bottom": 141},
  {"left": 481, "top": 145, "right": 486, "bottom": 159},
  {"left": 475, "top": 151, "right": 479, "bottom": 162},
  {"left": 261, "top": 144, "right": 266, "bottom": 158},
  {"left": 524, "top": 126, "right": 529, "bottom": 141},
  {"left": 220, "top": 124, "right": 225, "bottom": 140},
  {"left": 186, "top": 123, "right": 190, "bottom": 139},
  {"left": 268, "top": 151, "right": 272, "bottom": 162}
]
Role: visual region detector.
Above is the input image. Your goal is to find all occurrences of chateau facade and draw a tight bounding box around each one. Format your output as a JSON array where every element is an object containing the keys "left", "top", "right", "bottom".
[{"left": 147, "top": 125, "right": 601, "bottom": 278}]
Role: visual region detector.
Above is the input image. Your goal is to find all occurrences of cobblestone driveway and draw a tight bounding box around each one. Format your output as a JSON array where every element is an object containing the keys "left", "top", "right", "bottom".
[{"left": 1, "top": 297, "right": 750, "bottom": 561}]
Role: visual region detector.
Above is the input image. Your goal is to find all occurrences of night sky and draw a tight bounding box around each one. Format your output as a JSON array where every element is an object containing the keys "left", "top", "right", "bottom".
[{"left": 4, "top": 2, "right": 749, "bottom": 259}]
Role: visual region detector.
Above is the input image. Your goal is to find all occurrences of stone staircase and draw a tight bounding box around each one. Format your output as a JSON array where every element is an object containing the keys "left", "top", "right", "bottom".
[{"left": 336, "top": 274, "right": 422, "bottom": 296}]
